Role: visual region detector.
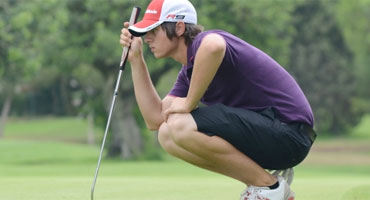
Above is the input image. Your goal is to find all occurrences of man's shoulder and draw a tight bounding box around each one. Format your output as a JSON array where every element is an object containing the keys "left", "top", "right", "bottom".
[
  {"left": 191, "top": 30, "right": 235, "bottom": 49},
  {"left": 196, "top": 29, "right": 229, "bottom": 38},
  {"left": 195, "top": 30, "right": 249, "bottom": 47}
]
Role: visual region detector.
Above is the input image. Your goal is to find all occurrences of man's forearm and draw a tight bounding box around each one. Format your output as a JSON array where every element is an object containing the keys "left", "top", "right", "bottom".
[{"left": 130, "top": 57, "right": 163, "bottom": 130}]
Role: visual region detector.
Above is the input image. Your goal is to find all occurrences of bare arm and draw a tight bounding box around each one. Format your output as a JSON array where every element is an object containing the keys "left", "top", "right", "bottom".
[
  {"left": 120, "top": 22, "right": 171, "bottom": 130},
  {"left": 130, "top": 57, "right": 163, "bottom": 130}
]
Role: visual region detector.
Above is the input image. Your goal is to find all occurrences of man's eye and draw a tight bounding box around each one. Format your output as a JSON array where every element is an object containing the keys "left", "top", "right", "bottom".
[{"left": 153, "top": 27, "right": 160, "bottom": 34}]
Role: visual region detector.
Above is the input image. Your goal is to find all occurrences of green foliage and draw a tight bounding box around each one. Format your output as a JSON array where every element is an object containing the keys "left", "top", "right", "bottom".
[
  {"left": 335, "top": 0, "right": 370, "bottom": 113},
  {"left": 7, "top": 47, "right": 23, "bottom": 62},
  {"left": 0, "top": 0, "right": 69, "bottom": 106},
  {"left": 288, "top": 0, "right": 358, "bottom": 134},
  {"left": 2, "top": 0, "right": 370, "bottom": 157},
  {"left": 11, "top": 11, "right": 33, "bottom": 30},
  {"left": 195, "top": 0, "right": 296, "bottom": 66}
]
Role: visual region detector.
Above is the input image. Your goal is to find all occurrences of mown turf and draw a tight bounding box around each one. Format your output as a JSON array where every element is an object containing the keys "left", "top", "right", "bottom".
[
  {"left": 1, "top": 175, "right": 368, "bottom": 200},
  {"left": 352, "top": 114, "right": 370, "bottom": 139},
  {"left": 4, "top": 117, "right": 103, "bottom": 143},
  {"left": 1, "top": 138, "right": 370, "bottom": 200},
  {"left": 1, "top": 117, "right": 370, "bottom": 200}
]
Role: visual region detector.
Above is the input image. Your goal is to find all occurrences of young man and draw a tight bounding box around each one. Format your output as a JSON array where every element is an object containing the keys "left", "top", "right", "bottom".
[{"left": 120, "top": 0, "right": 316, "bottom": 199}]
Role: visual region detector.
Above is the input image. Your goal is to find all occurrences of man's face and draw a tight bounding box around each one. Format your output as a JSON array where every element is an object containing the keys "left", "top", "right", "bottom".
[{"left": 144, "top": 26, "right": 179, "bottom": 59}]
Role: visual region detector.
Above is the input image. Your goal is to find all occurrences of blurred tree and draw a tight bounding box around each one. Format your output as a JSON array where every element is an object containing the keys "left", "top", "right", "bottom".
[
  {"left": 63, "top": 0, "right": 172, "bottom": 158},
  {"left": 288, "top": 0, "right": 358, "bottom": 134},
  {"left": 2, "top": 0, "right": 368, "bottom": 155},
  {"left": 195, "top": 0, "right": 296, "bottom": 66},
  {"left": 335, "top": 0, "right": 370, "bottom": 115},
  {"left": 0, "top": 0, "right": 68, "bottom": 137}
]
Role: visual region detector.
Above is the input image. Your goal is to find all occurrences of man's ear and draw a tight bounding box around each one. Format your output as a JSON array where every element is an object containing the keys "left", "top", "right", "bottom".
[{"left": 175, "top": 21, "right": 186, "bottom": 37}]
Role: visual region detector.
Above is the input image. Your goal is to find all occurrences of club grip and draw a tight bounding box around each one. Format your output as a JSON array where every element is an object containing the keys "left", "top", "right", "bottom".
[
  {"left": 120, "top": 6, "right": 141, "bottom": 67},
  {"left": 129, "top": 6, "right": 141, "bottom": 26}
]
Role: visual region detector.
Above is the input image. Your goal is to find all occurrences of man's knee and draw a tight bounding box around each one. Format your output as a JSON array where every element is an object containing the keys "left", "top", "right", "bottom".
[
  {"left": 166, "top": 113, "right": 195, "bottom": 146},
  {"left": 158, "top": 122, "right": 184, "bottom": 157},
  {"left": 158, "top": 115, "right": 187, "bottom": 147},
  {"left": 158, "top": 122, "right": 172, "bottom": 150}
]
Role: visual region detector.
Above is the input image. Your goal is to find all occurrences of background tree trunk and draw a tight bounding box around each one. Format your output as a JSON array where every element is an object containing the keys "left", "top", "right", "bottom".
[
  {"left": 102, "top": 75, "right": 143, "bottom": 159},
  {"left": 0, "top": 94, "right": 13, "bottom": 138},
  {"left": 108, "top": 96, "right": 143, "bottom": 159}
]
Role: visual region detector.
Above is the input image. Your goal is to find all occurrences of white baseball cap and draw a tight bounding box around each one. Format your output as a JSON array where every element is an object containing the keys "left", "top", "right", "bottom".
[{"left": 128, "top": 0, "right": 197, "bottom": 37}]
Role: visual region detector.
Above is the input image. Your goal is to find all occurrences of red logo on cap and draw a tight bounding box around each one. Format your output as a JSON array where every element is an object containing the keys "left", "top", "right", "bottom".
[
  {"left": 166, "top": 14, "right": 176, "bottom": 19},
  {"left": 143, "top": 0, "right": 164, "bottom": 21}
]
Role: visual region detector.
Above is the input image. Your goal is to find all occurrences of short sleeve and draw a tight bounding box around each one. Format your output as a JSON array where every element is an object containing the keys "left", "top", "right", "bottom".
[{"left": 168, "top": 68, "right": 189, "bottom": 97}]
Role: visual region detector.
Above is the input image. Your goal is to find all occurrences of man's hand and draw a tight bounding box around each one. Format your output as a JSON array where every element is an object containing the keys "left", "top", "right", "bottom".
[
  {"left": 120, "top": 22, "right": 143, "bottom": 63},
  {"left": 163, "top": 97, "right": 195, "bottom": 121}
]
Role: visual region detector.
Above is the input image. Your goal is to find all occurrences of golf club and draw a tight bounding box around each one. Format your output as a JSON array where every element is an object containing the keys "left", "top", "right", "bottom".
[{"left": 90, "top": 6, "right": 141, "bottom": 200}]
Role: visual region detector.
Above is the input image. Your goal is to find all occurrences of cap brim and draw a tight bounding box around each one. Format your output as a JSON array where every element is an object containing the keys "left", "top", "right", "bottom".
[{"left": 128, "top": 20, "right": 163, "bottom": 37}]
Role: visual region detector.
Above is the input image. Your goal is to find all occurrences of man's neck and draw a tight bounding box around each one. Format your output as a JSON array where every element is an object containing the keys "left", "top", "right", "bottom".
[{"left": 171, "top": 39, "right": 188, "bottom": 65}]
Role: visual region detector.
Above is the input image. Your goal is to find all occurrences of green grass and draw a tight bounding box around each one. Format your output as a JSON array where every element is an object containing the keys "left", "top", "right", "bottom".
[
  {"left": 4, "top": 117, "right": 103, "bottom": 143},
  {"left": 352, "top": 114, "right": 370, "bottom": 139},
  {"left": 1, "top": 117, "right": 370, "bottom": 200}
]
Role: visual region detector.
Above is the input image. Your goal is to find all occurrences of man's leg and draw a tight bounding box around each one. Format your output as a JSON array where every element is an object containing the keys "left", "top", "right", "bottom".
[{"left": 158, "top": 113, "right": 276, "bottom": 187}]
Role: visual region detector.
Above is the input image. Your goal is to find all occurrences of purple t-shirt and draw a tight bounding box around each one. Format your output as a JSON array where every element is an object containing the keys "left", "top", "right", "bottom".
[{"left": 169, "top": 30, "right": 314, "bottom": 127}]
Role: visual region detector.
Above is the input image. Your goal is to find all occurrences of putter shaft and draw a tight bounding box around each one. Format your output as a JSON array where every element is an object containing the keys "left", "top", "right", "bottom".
[{"left": 91, "top": 6, "right": 141, "bottom": 200}]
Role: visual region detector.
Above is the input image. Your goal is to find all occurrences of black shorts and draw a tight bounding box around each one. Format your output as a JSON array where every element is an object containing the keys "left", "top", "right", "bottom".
[{"left": 190, "top": 103, "right": 314, "bottom": 170}]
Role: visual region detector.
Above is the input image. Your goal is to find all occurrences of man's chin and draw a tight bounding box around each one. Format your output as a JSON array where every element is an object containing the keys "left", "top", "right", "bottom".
[{"left": 153, "top": 53, "right": 165, "bottom": 59}]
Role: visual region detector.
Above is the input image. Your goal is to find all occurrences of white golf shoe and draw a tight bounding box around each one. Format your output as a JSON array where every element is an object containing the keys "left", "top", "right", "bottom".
[{"left": 240, "top": 176, "right": 295, "bottom": 200}]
